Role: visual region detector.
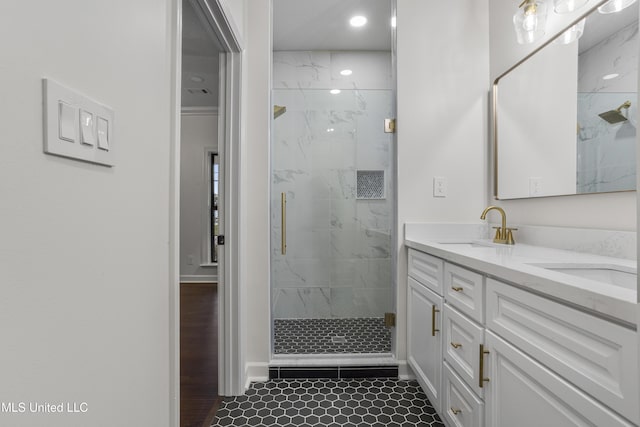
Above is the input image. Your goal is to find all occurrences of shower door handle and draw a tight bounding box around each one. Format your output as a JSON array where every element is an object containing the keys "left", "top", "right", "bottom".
[{"left": 281, "top": 192, "right": 287, "bottom": 255}]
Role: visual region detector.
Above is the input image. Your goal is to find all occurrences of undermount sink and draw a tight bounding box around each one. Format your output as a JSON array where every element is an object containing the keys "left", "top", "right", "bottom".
[{"left": 527, "top": 263, "right": 637, "bottom": 290}]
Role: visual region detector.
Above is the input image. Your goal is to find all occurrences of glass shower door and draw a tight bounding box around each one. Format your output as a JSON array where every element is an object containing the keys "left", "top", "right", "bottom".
[{"left": 271, "top": 87, "right": 394, "bottom": 355}]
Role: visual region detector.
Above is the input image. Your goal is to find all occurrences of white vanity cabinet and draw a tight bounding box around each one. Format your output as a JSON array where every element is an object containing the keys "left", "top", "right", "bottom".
[
  {"left": 408, "top": 276, "right": 443, "bottom": 411},
  {"left": 406, "top": 247, "right": 639, "bottom": 427},
  {"left": 441, "top": 264, "right": 486, "bottom": 427},
  {"left": 407, "top": 249, "right": 444, "bottom": 411},
  {"left": 483, "top": 331, "right": 635, "bottom": 427},
  {"left": 485, "top": 278, "right": 639, "bottom": 424}
]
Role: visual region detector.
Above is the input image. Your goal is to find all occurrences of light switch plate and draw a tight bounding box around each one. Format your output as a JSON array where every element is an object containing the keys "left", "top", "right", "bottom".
[{"left": 43, "top": 78, "right": 114, "bottom": 166}]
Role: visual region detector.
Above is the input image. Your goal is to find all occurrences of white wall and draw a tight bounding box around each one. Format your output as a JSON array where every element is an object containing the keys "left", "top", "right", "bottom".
[
  {"left": 0, "top": 1, "right": 173, "bottom": 426},
  {"left": 489, "top": 0, "right": 637, "bottom": 230},
  {"left": 241, "top": 0, "right": 272, "bottom": 380},
  {"left": 180, "top": 111, "right": 218, "bottom": 282},
  {"left": 396, "top": 0, "right": 490, "bottom": 363}
]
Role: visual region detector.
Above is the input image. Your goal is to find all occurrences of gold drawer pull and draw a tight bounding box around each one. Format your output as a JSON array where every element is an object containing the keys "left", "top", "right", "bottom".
[
  {"left": 431, "top": 305, "right": 440, "bottom": 336},
  {"left": 451, "top": 407, "right": 462, "bottom": 415},
  {"left": 479, "top": 344, "right": 490, "bottom": 388},
  {"left": 451, "top": 286, "right": 464, "bottom": 292},
  {"left": 450, "top": 342, "right": 462, "bottom": 349}
]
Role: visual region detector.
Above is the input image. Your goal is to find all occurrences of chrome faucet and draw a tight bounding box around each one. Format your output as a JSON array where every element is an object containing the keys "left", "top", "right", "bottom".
[{"left": 480, "top": 206, "right": 516, "bottom": 245}]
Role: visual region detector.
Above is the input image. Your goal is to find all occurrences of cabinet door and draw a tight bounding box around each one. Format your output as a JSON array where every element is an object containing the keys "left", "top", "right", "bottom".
[
  {"left": 484, "top": 331, "right": 634, "bottom": 427},
  {"left": 407, "top": 277, "right": 443, "bottom": 412},
  {"left": 486, "top": 278, "right": 638, "bottom": 423},
  {"left": 443, "top": 304, "right": 485, "bottom": 398}
]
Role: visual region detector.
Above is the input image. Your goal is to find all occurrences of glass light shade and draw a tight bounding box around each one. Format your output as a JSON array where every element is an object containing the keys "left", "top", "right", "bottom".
[
  {"left": 598, "top": 0, "right": 637, "bottom": 13},
  {"left": 554, "top": 0, "right": 588, "bottom": 13},
  {"left": 554, "top": 18, "right": 586, "bottom": 44},
  {"left": 513, "top": 1, "right": 549, "bottom": 44}
]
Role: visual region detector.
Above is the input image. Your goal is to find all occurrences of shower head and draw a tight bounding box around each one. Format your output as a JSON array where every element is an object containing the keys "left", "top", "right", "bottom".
[
  {"left": 598, "top": 101, "right": 631, "bottom": 124},
  {"left": 274, "top": 105, "right": 286, "bottom": 119}
]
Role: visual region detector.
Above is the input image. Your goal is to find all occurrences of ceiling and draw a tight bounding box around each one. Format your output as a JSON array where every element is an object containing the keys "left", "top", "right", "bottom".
[
  {"left": 273, "top": 0, "right": 393, "bottom": 51},
  {"left": 181, "top": 0, "right": 221, "bottom": 108}
]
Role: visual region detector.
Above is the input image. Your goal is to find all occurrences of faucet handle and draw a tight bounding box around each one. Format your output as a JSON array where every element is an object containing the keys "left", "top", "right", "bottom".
[
  {"left": 505, "top": 228, "right": 517, "bottom": 245},
  {"left": 492, "top": 226, "right": 503, "bottom": 241}
]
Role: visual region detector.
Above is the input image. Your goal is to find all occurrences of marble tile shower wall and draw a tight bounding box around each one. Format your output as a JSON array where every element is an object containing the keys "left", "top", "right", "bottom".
[
  {"left": 271, "top": 51, "right": 393, "bottom": 319},
  {"left": 577, "top": 21, "right": 638, "bottom": 193}
]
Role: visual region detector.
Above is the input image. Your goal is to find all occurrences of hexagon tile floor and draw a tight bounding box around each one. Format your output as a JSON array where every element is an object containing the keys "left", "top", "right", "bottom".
[
  {"left": 210, "top": 378, "right": 445, "bottom": 427},
  {"left": 273, "top": 318, "right": 391, "bottom": 354}
]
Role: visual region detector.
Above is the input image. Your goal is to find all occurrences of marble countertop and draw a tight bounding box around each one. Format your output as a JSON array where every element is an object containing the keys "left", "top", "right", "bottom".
[{"left": 405, "top": 229, "right": 637, "bottom": 328}]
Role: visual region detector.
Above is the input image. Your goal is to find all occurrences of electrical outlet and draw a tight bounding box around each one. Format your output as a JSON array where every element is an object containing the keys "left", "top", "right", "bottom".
[
  {"left": 433, "top": 176, "right": 447, "bottom": 197},
  {"left": 529, "top": 177, "right": 542, "bottom": 196},
  {"left": 187, "top": 255, "right": 195, "bottom": 265}
]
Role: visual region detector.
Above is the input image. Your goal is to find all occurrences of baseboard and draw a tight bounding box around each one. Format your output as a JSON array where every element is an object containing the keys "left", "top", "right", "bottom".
[
  {"left": 398, "top": 360, "right": 415, "bottom": 380},
  {"left": 245, "top": 362, "right": 269, "bottom": 390},
  {"left": 180, "top": 274, "right": 218, "bottom": 283}
]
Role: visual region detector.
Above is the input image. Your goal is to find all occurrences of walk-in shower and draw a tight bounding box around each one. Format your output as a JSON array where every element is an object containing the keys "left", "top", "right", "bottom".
[{"left": 270, "top": 50, "right": 395, "bottom": 357}]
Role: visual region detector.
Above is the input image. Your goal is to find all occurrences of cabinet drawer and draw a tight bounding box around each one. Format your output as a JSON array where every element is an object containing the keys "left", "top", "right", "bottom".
[
  {"left": 486, "top": 278, "right": 638, "bottom": 424},
  {"left": 484, "top": 331, "right": 634, "bottom": 427},
  {"left": 443, "top": 304, "right": 484, "bottom": 397},
  {"left": 408, "top": 249, "right": 444, "bottom": 295},
  {"left": 445, "top": 263, "right": 484, "bottom": 323},
  {"left": 443, "top": 362, "right": 484, "bottom": 427}
]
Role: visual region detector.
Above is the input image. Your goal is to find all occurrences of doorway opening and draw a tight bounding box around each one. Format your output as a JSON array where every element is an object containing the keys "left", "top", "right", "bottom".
[{"left": 175, "top": 0, "right": 243, "bottom": 424}]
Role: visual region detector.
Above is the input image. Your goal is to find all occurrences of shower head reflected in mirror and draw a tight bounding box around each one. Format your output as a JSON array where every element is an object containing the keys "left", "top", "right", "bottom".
[
  {"left": 598, "top": 100, "right": 631, "bottom": 124},
  {"left": 274, "top": 105, "right": 287, "bottom": 119}
]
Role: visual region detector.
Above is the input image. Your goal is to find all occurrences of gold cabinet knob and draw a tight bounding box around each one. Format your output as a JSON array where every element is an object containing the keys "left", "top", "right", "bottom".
[
  {"left": 451, "top": 286, "right": 464, "bottom": 292},
  {"left": 451, "top": 407, "right": 462, "bottom": 415},
  {"left": 450, "top": 342, "right": 462, "bottom": 349}
]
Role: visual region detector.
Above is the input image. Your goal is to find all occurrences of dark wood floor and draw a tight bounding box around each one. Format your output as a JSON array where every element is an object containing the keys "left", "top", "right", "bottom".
[{"left": 181, "top": 283, "right": 221, "bottom": 427}]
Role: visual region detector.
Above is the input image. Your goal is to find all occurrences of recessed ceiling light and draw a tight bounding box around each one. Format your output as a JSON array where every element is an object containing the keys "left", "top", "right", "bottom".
[
  {"left": 189, "top": 75, "right": 205, "bottom": 83},
  {"left": 340, "top": 69, "right": 353, "bottom": 76},
  {"left": 330, "top": 89, "right": 341, "bottom": 95},
  {"left": 349, "top": 15, "right": 367, "bottom": 27},
  {"left": 327, "top": 128, "right": 335, "bottom": 133},
  {"left": 391, "top": 16, "right": 397, "bottom": 28},
  {"left": 602, "top": 73, "right": 620, "bottom": 80}
]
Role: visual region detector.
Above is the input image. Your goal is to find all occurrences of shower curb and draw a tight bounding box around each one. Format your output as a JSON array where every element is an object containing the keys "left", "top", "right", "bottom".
[{"left": 268, "top": 365, "right": 399, "bottom": 380}]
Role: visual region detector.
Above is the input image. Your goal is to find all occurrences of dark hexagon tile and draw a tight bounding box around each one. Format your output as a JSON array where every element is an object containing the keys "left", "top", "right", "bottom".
[{"left": 211, "top": 378, "right": 445, "bottom": 427}]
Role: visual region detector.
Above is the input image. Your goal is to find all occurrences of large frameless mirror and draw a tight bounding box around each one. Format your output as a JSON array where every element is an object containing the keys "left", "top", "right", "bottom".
[{"left": 494, "top": 1, "right": 638, "bottom": 199}]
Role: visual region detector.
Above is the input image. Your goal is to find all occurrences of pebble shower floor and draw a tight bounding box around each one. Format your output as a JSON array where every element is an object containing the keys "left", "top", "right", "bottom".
[{"left": 210, "top": 378, "right": 445, "bottom": 427}]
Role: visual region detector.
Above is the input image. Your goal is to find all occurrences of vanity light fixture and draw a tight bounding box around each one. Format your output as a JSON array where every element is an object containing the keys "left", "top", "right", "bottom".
[
  {"left": 513, "top": 0, "right": 549, "bottom": 44},
  {"left": 349, "top": 15, "right": 367, "bottom": 27},
  {"left": 554, "top": 18, "right": 586, "bottom": 44},
  {"left": 330, "top": 89, "right": 341, "bottom": 95},
  {"left": 554, "top": 0, "right": 588, "bottom": 13},
  {"left": 598, "top": 0, "right": 637, "bottom": 13},
  {"left": 602, "top": 73, "right": 620, "bottom": 80},
  {"left": 340, "top": 69, "right": 353, "bottom": 76}
]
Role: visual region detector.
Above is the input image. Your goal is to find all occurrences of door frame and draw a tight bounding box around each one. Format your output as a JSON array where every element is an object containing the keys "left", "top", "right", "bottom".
[{"left": 170, "top": 1, "right": 244, "bottom": 425}]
